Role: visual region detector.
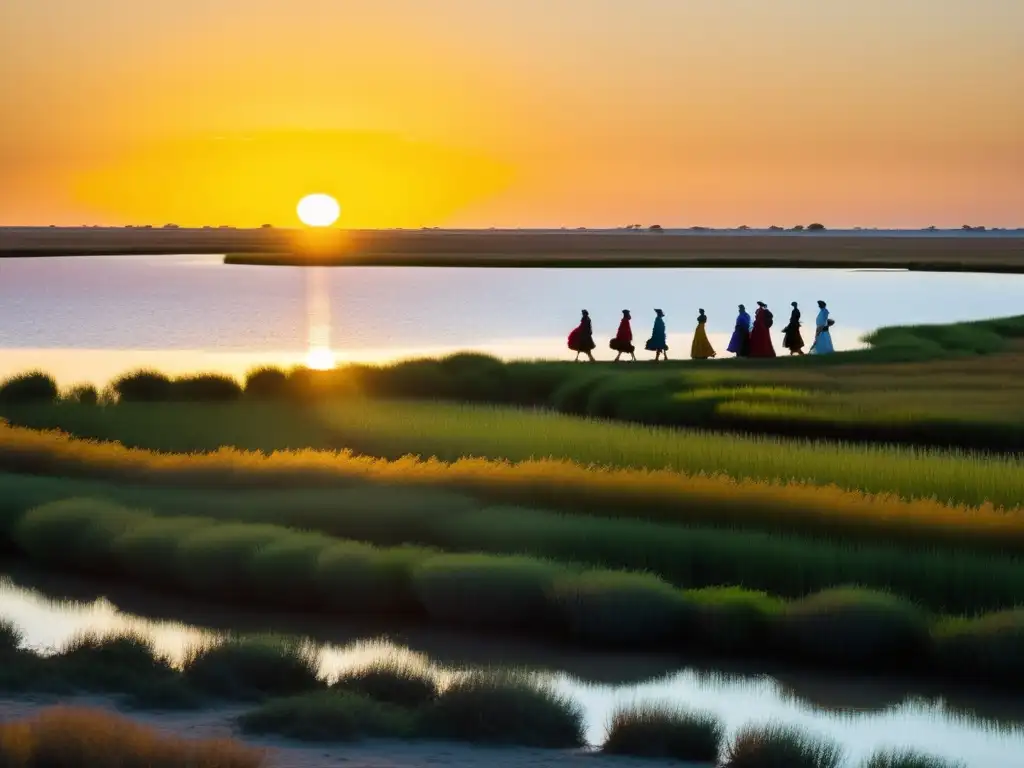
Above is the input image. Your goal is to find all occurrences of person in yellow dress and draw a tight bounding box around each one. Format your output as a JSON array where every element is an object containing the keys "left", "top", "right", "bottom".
[{"left": 690, "top": 308, "right": 717, "bottom": 359}]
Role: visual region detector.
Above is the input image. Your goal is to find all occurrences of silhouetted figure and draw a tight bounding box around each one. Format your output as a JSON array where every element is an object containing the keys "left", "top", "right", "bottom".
[
  {"left": 690, "top": 309, "right": 716, "bottom": 359},
  {"left": 782, "top": 301, "right": 805, "bottom": 355},
  {"left": 645, "top": 309, "right": 669, "bottom": 362},
  {"left": 610, "top": 310, "right": 636, "bottom": 362},
  {"left": 749, "top": 301, "right": 777, "bottom": 358},
  {"left": 567, "top": 309, "right": 596, "bottom": 362},
  {"left": 810, "top": 300, "right": 835, "bottom": 354},
  {"left": 727, "top": 304, "right": 751, "bottom": 357}
]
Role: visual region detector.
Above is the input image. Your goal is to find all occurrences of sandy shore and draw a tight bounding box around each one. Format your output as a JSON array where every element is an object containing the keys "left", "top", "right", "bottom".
[
  {"left": 0, "top": 695, "right": 707, "bottom": 768},
  {"left": 3, "top": 226, "right": 1024, "bottom": 271}
]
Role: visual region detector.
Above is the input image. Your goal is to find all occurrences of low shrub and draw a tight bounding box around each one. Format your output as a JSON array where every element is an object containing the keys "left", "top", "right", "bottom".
[
  {"left": 0, "top": 618, "right": 22, "bottom": 654},
  {"left": 863, "top": 749, "right": 966, "bottom": 768},
  {"left": 602, "top": 703, "right": 724, "bottom": 762},
  {"left": 64, "top": 384, "right": 99, "bottom": 406},
  {"left": 0, "top": 371, "right": 58, "bottom": 404},
  {"left": 332, "top": 660, "right": 438, "bottom": 708},
  {"left": 0, "top": 706, "right": 263, "bottom": 768},
  {"left": 244, "top": 367, "right": 289, "bottom": 399},
  {"left": 181, "top": 636, "right": 323, "bottom": 700},
  {"left": 12, "top": 498, "right": 142, "bottom": 572},
  {"left": 112, "top": 370, "right": 174, "bottom": 402},
  {"left": 723, "top": 723, "right": 844, "bottom": 768},
  {"left": 687, "top": 587, "right": 783, "bottom": 653},
  {"left": 422, "top": 671, "right": 586, "bottom": 748},
  {"left": 314, "top": 541, "right": 428, "bottom": 615},
  {"left": 549, "top": 570, "right": 690, "bottom": 647},
  {"left": 237, "top": 690, "right": 414, "bottom": 742},
  {"left": 932, "top": 609, "right": 1024, "bottom": 684},
  {"left": 776, "top": 588, "right": 930, "bottom": 668},
  {"left": 412, "top": 555, "right": 560, "bottom": 631},
  {"left": 172, "top": 374, "right": 242, "bottom": 402}
]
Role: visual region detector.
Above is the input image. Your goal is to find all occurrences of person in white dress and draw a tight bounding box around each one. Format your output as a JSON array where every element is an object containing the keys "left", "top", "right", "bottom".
[{"left": 809, "top": 300, "right": 835, "bottom": 354}]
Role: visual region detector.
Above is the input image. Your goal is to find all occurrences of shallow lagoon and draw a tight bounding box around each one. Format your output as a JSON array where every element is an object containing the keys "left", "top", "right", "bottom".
[
  {"left": 2, "top": 571, "right": 1022, "bottom": 766},
  {"left": 2, "top": 255, "right": 1023, "bottom": 385}
]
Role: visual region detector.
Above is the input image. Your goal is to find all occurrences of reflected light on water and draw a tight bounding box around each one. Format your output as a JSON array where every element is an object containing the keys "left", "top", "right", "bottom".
[{"left": 304, "top": 267, "right": 336, "bottom": 370}]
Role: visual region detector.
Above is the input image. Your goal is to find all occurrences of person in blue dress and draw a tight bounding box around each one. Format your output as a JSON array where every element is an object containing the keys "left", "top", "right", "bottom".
[
  {"left": 727, "top": 304, "right": 751, "bottom": 357},
  {"left": 645, "top": 309, "right": 669, "bottom": 361},
  {"left": 809, "top": 300, "right": 835, "bottom": 354}
]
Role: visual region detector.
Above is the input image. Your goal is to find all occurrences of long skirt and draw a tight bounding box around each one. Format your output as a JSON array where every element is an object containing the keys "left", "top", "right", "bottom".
[
  {"left": 726, "top": 328, "right": 749, "bottom": 356},
  {"left": 810, "top": 328, "right": 835, "bottom": 354},
  {"left": 782, "top": 324, "right": 804, "bottom": 351},
  {"left": 568, "top": 326, "right": 596, "bottom": 352},
  {"left": 610, "top": 338, "right": 635, "bottom": 354},
  {"left": 691, "top": 324, "right": 716, "bottom": 359},
  {"left": 749, "top": 323, "right": 777, "bottom": 357}
]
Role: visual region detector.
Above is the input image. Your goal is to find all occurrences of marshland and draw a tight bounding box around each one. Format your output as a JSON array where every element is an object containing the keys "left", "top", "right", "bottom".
[{"left": 1, "top": 244, "right": 1023, "bottom": 767}]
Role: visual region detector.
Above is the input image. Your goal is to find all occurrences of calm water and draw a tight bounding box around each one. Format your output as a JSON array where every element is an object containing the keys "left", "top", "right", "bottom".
[
  {"left": 1, "top": 255, "right": 1023, "bottom": 386},
  {"left": 2, "top": 572, "right": 1022, "bottom": 766}
]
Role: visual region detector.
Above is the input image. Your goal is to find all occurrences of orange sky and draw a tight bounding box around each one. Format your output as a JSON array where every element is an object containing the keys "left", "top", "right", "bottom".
[{"left": 2, "top": 0, "right": 1022, "bottom": 228}]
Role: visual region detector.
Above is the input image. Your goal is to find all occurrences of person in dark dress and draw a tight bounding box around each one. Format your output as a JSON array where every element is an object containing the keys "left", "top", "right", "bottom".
[
  {"left": 749, "top": 301, "right": 777, "bottom": 358},
  {"left": 567, "top": 309, "right": 597, "bottom": 361},
  {"left": 726, "top": 304, "right": 751, "bottom": 357},
  {"left": 645, "top": 309, "right": 669, "bottom": 362},
  {"left": 782, "top": 301, "right": 805, "bottom": 355},
  {"left": 609, "top": 309, "right": 636, "bottom": 362}
]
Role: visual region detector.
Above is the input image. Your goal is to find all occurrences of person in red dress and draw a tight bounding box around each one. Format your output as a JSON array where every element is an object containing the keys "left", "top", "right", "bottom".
[
  {"left": 567, "top": 309, "right": 597, "bottom": 362},
  {"left": 749, "top": 301, "right": 777, "bottom": 358},
  {"left": 609, "top": 310, "right": 636, "bottom": 362}
]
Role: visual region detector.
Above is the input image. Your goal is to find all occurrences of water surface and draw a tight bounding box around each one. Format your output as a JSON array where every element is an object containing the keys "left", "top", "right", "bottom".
[
  {"left": 2, "top": 571, "right": 1021, "bottom": 767},
  {"left": 1, "top": 255, "right": 1022, "bottom": 385}
]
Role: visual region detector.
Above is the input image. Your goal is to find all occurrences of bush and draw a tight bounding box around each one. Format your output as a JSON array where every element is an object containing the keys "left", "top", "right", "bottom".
[
  {"left": 933, "top": 609, "right": 1024, "bottom": 683},
  {"left": 12, "top": 499, "right": 142, "bottom": 572},
  {"left": 863, "top": 749, "right": 966, "bottom": 768},
  {"left": 0, "top": 371, "right": 58, "bottom": 404},
  {"left": 64, "top": 384, "right": 99, "bottom": 406},
  {"left": 602, "top": 703, "right": 724, "bottom": 761},
  {"left": 332, "top": 660, "right": 438, "bottom": 708},
  {"left": 172, "top": 374, "right": 242, "bottom": 402},
  {"left": 549, "top": 570, "right": 690, "bottom": 647},
  {"left": 723, "top": 723, "right": 844, "bottom": 768},
  {"left": 0, "top": 619, "right": 22, "bottom": 654},
  {"left": 0, "top": 706, "right": 263, "bottom": 767},
  {"left": 237, "top": 690, "right": 414, "bottom": 742},
  {"left": 412, "top": 555, "right": 560, "bottom": 631},
  {"left": 423, "top": 671, "right": 585, "bottom": 747},
  {"left": 314, "top": 541, "right": 427, "bottom": 615},
  {"left": 776, "top": 588, "right": 930, "bottom": 667},
  {"left": 181, "top": 636, "right": 323, "bottom": 700},
  {"left": 113, "top": 370, "right": 174, "bottom": 402},
  {"left": 244, "top": 367, "right": 289, "bottom": 398}
]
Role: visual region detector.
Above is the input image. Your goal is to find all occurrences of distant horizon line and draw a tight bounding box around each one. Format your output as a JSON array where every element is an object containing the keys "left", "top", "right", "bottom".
[{"left": 3, "top": 224, "right": 1023, "bottom": 233}]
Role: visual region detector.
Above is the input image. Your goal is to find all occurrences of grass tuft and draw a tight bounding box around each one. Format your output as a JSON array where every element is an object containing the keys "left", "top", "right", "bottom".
[
  {"left": 602, "top": 702, "right": 724, "bottom": 762},
  {"left": 422, "top": 671, "right": 586, "bottom": 748},
  {"left": 237, "top": 690, "right": 415, "bottom": 742},
  {"left": 862, "top": 749, "right": 966, "bottom": 768},
  {"left": 723, "top": 722, "right": 844, "bottom": 768},
  {"left": 332, "top": 660, "right": 438, "bottom": 708},
  {"left": 181, "top": 635, "right": 323, "bottom": 700}
]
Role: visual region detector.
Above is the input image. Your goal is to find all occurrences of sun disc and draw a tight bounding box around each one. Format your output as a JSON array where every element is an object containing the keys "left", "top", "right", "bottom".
[
  {"left": 297, "top": 194, "right": 340, "bottom": 227},
  {"left": 305, "top": 347, "right": 336, "bottom": 370}
]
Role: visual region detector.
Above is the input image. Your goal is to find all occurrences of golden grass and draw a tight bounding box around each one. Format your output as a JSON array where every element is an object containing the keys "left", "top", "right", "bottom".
[
  {"left": 0, "top": 706, "right": 264, "bottom": 767},
  {"left": 2, "top": 419, "right": 1024, "bottom": 555}
]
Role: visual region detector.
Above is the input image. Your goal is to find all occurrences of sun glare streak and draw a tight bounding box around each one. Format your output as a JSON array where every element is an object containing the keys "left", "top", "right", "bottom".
[{"left": 305, "top": 267, "right": 336, "bottom": 370}]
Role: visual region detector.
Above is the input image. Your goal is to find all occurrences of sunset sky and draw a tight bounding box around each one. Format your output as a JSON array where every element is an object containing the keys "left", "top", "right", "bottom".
[{"left": 2, "top": 0, "right": 1022, "bottom": 229}]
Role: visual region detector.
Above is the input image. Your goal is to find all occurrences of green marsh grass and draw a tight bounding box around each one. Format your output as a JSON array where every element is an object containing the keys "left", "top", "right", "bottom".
[
  {"left": 3, "top": 418, "right": 1024, "bottom": 560},
  {"left": 5, "top": 498, "right": 1024, "bottom": 686},
  {"left": 3, "top": 472, "right": 1021, "bottom": 614},
  {"left": 602, "top": 703, "right": 724, "bottom": 761},
  {"left": 862, "top": 750, "right": 966, "bottom": 768},
  {"left": 237, "top": 690, "right": 415, "bottom": 742},
  {"left": 723, "top": 723, "right": 844, "bottom": 768},
  {"left": 423, "top": 671, "right": 586, "bottom": 747},
  {"left": 332, "top": 659, "right": 439, "bottom": 708}
]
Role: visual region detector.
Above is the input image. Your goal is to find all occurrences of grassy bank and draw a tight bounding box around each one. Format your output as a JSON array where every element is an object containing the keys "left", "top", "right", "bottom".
[
  {"left": 1, "top": 420, "right": 1023, "bottom": 555},
  {"left": 4, "top": 315, "right": 1024, "bottom": 454},
  {"left": 1, "top": 472, "right": 1020, "bottom": 614},
  {"left": 3, "top": 499, "right": 1022, "bottom": 688}
]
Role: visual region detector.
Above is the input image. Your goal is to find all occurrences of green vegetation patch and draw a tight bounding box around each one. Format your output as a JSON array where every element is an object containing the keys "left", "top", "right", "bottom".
[{"left": 602, "top": 703, "right": 724, "bottom": 762}]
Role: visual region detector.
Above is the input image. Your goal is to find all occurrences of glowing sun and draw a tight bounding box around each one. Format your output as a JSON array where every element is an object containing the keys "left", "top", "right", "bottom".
[
  {"left": 305, "top": 347, "right": 336, "bottom": 370},
  {"left": 297, "top": 194, "right": 340, "bottom": 227}
]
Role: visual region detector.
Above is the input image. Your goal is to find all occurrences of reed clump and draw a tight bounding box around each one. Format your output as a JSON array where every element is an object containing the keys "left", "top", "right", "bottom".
[
  {"left": 181, "top": 635, "right": 323, "bottom": 700},
  {"left": 602, "top": 703, "right": 724, "bottom": 762},
  {"left": 0, "top": 706, "right": 264, "bottom": 768},
  {"left": 722, "top": 723, "right": 844, "bottom": 768},
  {"left": 237, "top": 690, "right": 415, "bottom": 742},
  {"left": 862, "top": 749, "right": 966, "bottom": 768},
  {"left": 331, "top": 660, "right": 439, "bottom": 708}
]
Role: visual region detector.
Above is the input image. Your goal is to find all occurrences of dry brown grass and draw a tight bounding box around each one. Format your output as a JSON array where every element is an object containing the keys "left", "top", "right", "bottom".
[{"left": 0, "top": 706, "right": 264, "bottom": 767}]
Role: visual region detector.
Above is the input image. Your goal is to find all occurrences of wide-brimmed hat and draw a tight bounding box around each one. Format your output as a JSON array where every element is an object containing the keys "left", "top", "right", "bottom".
[
  {"left": 757, "top": 301, "right": 767, "bottom": 308},
  {"left": 817, "top": 299, "right": 827, "bottom": 306},
  {"left": 654, "top": 308, "right": 664, "bottom": 316}
]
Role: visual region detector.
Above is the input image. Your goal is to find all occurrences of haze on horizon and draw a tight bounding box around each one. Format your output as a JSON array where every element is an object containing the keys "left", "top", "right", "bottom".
[{"left": 1, "top": 0, "right": 1021, "bottom": 230}]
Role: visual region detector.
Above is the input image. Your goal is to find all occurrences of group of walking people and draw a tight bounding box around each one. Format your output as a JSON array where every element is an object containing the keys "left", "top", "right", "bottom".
[{"left": 567, "top": 301, "right": 835, "bottom": 361}]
